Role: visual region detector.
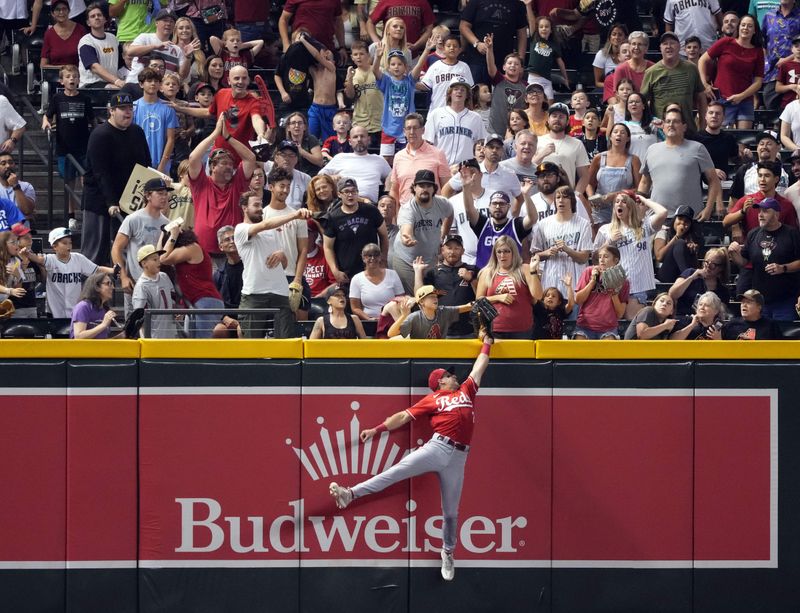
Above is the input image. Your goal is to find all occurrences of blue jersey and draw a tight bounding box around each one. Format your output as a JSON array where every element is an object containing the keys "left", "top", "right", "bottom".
[
  {"left": 376, "top": 73, "right": 416, "bottom": 138},
  {"left": 133, "top": 98, "right": 180, "bottom": 174},
  {"left": 0, "top": 196, "right": 24, "bottom": 232}
]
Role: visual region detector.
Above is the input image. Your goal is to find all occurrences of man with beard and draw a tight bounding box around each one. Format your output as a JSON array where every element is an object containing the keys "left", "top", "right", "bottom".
[
  {"left": 173, "top": 65, "right": 274, "bottom": 164},
  {"left": 535, "top": 103, "right": 590, "bottom": 215},
  {"left": 214, "top": 225, "right": 243, "bottom": 309},
  {"left": 324, "top": 177, "right": 389, "bottom": 284},
  {"left": 729, "top": 200, "right": 800, "bottom": 320},
  {"left": 638, "top": 108, "right": 720, "bottom": 221},
  {"left": 449, "top": 159, "right": 492, "bottom": 265},
  {"left": 319, "top": 125, "right": 391, "bottom": 203},
  {"left": 530, "top": 161, "right": 566, "bottom": 222},
  {"left": 729, "top": 130, "right": 790, "bottom": 209},
  {"left": 442, "top": 134, "right": 522, "bottom": 214},
  {"left": 82, "top": 92, "right": 151, "bottom": 266},
  {"left": 234, "top": 190, "right": 311, "bottom": 338},
  {"left": 263, "top": 141, "right": 311, "bottom": 209},
  {"left": 462, "top": 172, "right": 537, "bottom": 269},
  {"left": 188, "top": 115, "right": 257, "bottom": 259},
  {"left": 720, "top": 11, "right": 739, "bottom": 38},
  {"left": 392, "top": 170, "right": 454, "bottom": 294},
  {"left": 724, "top": 161, "right": 798, "bottom": 293},
  {"left": 416, "top": 234, "right": 480, "bottom": 338},
  {"left": 423, "top": 79, "right": 487, "bottom": 165},
  {"left": 0, "top": 152, "right": 35, "bottom": 218}
]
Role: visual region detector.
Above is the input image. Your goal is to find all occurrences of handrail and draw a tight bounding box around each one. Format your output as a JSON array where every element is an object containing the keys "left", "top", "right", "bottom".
[{"left": 16, "top": 94, "right": 55, "bottom": 227}]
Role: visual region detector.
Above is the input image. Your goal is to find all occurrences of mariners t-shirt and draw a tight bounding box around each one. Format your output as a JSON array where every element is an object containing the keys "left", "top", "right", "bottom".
[{"left": 406, "top": 376, "right": 479, "bottom": 444}]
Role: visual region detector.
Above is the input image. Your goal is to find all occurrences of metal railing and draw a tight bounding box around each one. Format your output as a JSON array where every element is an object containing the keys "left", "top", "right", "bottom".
[{"left": 142, "top": 308, "right": 279, "bottom": 339}]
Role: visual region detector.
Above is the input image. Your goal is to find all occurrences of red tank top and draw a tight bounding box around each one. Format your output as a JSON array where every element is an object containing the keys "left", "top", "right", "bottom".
[
  {"left": 175, "top": 248, "right": 222, "bottom": 305},
  {"left": 488, "top": 271, "right": 533, "bottom": 333}
]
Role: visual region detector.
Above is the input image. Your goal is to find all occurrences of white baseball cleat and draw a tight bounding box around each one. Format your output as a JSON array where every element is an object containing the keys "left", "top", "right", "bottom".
[
  {"left": 329, "top": 482, "right": 353, "bottom": 509},
  {"left": 441, "top": 549, "right": 455, "bottom": 581}
]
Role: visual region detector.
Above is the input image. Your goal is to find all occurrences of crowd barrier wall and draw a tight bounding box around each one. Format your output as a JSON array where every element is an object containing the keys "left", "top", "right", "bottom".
[{"left": 0, "top": 340, "right": 798, "bottom": 612}]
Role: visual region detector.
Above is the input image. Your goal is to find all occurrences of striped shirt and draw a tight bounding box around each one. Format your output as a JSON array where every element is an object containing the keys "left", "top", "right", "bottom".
[
  {"left": 531, "top": 215, "right": 592, "bottom": 296},
  {"left": 593, "top": 217, "right": 657, "bottom": 294}
]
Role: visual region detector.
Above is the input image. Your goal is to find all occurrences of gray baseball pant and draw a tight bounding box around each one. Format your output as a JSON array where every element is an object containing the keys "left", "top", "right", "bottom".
[{"left": 351, "top": 436, "right": 468, "bottom": 552}]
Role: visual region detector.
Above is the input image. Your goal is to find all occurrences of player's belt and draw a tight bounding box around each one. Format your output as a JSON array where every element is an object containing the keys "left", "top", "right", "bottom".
[{"left": 435, "top": 433, "right": 470, "bottom": 452}]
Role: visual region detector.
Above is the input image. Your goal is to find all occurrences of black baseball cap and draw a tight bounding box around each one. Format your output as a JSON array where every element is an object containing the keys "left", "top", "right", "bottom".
[
  {"left": 485, "top": 133, "right": 504, "bottom": 147},
  {"left": 413, "top": 169, "right": 437, "bottom": 186},
  {"left": 143, "top": 177, "right": 174, "bottom": 193},
  {"left": 277, "top": 140, "right": 299, "bottom": 153},
  {"left": 109, "top": 92, "right": 133, "bottom": 108},
  {"left": 674, "top": 205, "right": 694, "bottom": 220},
  {"left": 442, "top": 234, "right": 463, "bottom": 246},
  {"left": 536, "top": 161, "right": 560, "bottom": 175},
  {"left": 757, "top": 130, "right": 779, "bottom": 144},
  {"left": 459, "top": 158, "right": 481, "bottom": 171},
  {"left": 155, "top": 8, "right": 177, "bottom": 21}
]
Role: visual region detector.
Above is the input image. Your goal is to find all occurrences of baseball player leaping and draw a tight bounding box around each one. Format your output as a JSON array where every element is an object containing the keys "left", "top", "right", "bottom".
[{"left": 329, "top": 333, "right": 494, "bottom": 581}]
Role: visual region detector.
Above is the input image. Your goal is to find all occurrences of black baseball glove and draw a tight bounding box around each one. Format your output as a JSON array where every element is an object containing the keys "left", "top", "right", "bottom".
[{"left": 470, "top": 297, "right": 498, "bottom": 337}]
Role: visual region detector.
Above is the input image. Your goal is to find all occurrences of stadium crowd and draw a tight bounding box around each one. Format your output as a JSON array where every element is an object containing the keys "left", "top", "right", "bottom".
[{"left": 1, "top": 0, "right": 800, "bottom": 340}]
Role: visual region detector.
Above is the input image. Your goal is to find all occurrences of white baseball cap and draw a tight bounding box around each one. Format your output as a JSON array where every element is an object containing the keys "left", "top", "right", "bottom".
[{"left": 48, "top": 227, "right": 72, "bottom": 246}]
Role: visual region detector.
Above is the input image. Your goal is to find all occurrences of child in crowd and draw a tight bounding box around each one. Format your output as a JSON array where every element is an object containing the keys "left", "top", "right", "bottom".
[
  {"left": 579, "top": 108, "right": 607, "bottom": 160},
  {"left": 134, "top": 67, "right": 179, "bottom": 174},
  {"left": 42, "top": 65, "right": 95, "bottom": 229},
  {"left": 345, "top": 40, "right": 383, "bottom": 147},
  {"left": 504, "top": 109, "right": 530, "bottom": 158},
  {"left": 186, "top": 81, "right": 215, "bottom": 153},
  {"left": 423, "top": 24, "right": 450, "bottom": 72},
  {"left": 293, "top": 33, "right": 340, "bottom": 141},
  {"left": 574, "top": 245, "right": 629, "bottom": 339},
  {"left": 529, "top": 254, "right": 574, "bottom": 340},
  {"left": 684, "top": 36, "right": 702, "bottom": 64},
  {"left": 602, "top": 78, "right": 634, "bottom": 132},
  {"left": 304, "top": 220, "right": 337, "bottom": 298},
  {"left": 373, "top": 42, "right": 430, "bottom": 162},
  {"left": 210, "top": 28, "right": 264, "bottom": 87},
  {"left": 132, "top": 245, "right": 177, "bottom": 339},
  {"left": 420, "top": 34, "right": 474, "bottom": 110},
  {"left": 485, "top": 34, "right": 527, "bottom": 136},
  {"left": 275, "top": 29, "right": 322, "bottom": 112},
  {"left": 7, "top": 224, "right": 42, "bottom": 318},
  {"left": 569, "top": 90, "right": 590, "bottom": 136},
  {"left": 776, "top": 36, "right": 800, "bottom": 110},
  {"left": 473, "top": 83, "right": 492, "bottom": 133},
  {"left": 24, "top": 227, "right": 113, "bottom": 318},
  {"left": 322, "top": 112, "right": 354, "bottom": 161},
  {"left": 387, "top": 285, "right": 474, "bottom": 339},
  {"left": 525, "top": 15, "right": 568, "bottom": 103},
  {"left": 160, "top": 72, "right": 192, "bottom": 175}
]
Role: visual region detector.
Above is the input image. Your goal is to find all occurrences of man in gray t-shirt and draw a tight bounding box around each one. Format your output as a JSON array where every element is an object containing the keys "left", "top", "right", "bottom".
[
  {"left": 638, "top": 108, "right": 721, "bottom": 221},
  {"left": 111, "top": 178, "right": 172, "bottom": 314},
  {"left": 392, "top": 170, "right": 454, "bottom": 294}
]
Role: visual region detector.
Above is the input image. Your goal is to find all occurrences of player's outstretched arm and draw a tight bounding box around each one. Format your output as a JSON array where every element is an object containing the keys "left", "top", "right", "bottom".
[
  {"left": 360, "top": 410, "right": 412, "bottom": 442},
  {"left": 469, "top": 334, "right": 494, "bottom": 387}
]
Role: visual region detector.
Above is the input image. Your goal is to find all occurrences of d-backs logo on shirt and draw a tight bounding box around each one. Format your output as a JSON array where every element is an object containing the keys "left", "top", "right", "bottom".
[
  {"left": 495, "top": 275, "right": 517, "bottom": 296},
  {"left": 760, "top": 235, "right": 776, "bottom": 261}
]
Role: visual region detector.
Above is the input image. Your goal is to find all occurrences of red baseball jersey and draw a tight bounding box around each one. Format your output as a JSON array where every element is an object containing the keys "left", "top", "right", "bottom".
[{"left": 405, "top": 377, "right": 479, "bottom": 445}]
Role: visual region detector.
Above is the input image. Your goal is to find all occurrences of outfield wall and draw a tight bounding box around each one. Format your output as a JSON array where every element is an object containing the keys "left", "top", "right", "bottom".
[{"left": 0, "top": 340, "right": 798, "bottom": 613}]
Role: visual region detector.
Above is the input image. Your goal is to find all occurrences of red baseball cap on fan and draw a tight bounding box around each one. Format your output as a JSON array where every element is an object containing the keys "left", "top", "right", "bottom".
[{"left": 428, "top": 366, "right": 455, "bottom": 392}]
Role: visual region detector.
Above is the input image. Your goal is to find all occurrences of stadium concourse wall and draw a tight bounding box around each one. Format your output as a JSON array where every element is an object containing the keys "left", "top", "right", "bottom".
[{"left": 0, "top": 340, "right": 798, "bottom": 613}]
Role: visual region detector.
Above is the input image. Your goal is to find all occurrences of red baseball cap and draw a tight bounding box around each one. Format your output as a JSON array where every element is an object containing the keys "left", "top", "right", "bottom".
[
  {"left": 11, "top": 223, "right": 30, "bottom": 237},
  {"left": 428, "top": 366, "right": 455, "bottom": 392}
]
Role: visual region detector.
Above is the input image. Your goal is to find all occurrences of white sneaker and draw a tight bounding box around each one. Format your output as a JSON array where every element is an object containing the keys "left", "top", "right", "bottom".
[
  {"left": 440, "top": 549, "right": 454, "bottom": 581},
  {"left": 329, "top": 482, "right": 353, "bottom": 509},
  {"left": 68, "top": 218, "right": 79, "bottom": 231}
]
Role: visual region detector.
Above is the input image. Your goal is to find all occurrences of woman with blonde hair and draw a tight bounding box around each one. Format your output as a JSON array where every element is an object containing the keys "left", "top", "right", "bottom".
[
  {"left": 593, "top": 191, "right": 667, "bottom": 318},
  {"left": 668, "top": 247, "right": 731, "bottom": 316},
  {"left": 475, "top": 235, "right": 534, "bottom": 339},
  {"left": 371, "top": 17, "right": 411, "bottom": 70},
  {"left": 172, "top": 16, "right": 205, "bottom": 84}
]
